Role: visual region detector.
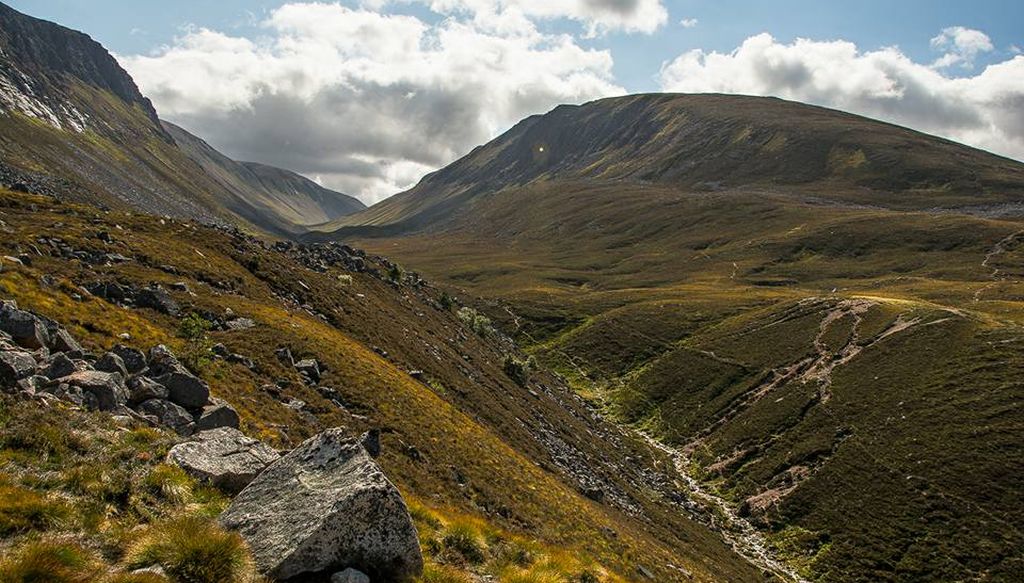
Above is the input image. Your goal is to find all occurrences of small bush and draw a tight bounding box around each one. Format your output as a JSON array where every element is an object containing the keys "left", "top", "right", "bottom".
[
  {"left": 456, "top": 307, "right": 493, "bottom": 337},
  {"left": 441, "top": 520, "right": 487, "bottom": 564},
  {"left": 503, "top": 355, "right": 533, "bottom": 387},
  {"left": 439, "top": 292, "right": 455, "bottom": 311},
  {"left": 177, "top": 313, "right": 213, "bottom": 372},
  {"left": 123, "top": 515, "right": 256, "bottom": 583},
  {"left": 0, "top": 539, "right": 102, "bottom": 583}
]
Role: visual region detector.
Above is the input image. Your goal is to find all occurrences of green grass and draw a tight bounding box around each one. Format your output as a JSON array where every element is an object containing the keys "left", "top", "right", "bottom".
[{"left": 123, "top": 515, "right": 257, "bottom": 583}]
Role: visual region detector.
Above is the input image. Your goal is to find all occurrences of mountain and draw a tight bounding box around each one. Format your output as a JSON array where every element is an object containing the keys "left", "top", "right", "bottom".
[
  {"left": 0, "top": 2, "right": 362, "bottom": 235},
  {"left": 315, "top": 94, "right": 1024, "bottom": 581},
  {"left": 322, "top": 93, "right": 1024, "bottom": 235},
  {"left": 163, "top": 121, "right": 364, "bottom": 233}
]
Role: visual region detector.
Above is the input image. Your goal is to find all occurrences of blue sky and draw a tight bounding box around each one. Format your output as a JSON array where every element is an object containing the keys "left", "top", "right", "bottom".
[
  {"left": 8, "top": 1, "right": 1023, "bottom": 202},
  {"left": 11, "top": 0, "right": 1023, "bottom": 90}
]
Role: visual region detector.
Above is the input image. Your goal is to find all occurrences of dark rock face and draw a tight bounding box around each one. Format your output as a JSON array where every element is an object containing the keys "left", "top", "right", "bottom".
[
  {"left": 152, "top": 370, "right": 209, "bottom": 409},
  {"left": 193, "top": 398, "right": 240, "bottom": 432},
  {"left": 111, "top": 344, "right": 147, "bottom": 374},
  {"left": 0, "top": 304, "right": 49, "bottom": 349},
  {"left": 136, "top": 398, "right": 194, "bottom": 436},
  {"left": 50, "top": 370, "right": 127, "bottom": 411},
  {"left": 220, "top": 428, "right": 423, "bottom": 581},
  {"left": 43, "top": 352, "right": 83, "bottom": 379},
  {"left": 0, "top": 350, "right": 36, "bottom": 386},
  {"left": 167, "top": 427, "right": 280, "bottom": 494},
  {"left": 126, "top": 375, "right": 168, "bottom": 405},
  {"left": 95, "top": 351, "right": 128, "bottom": 377},
  {"left": 50, "top": 328, "right": 83, "bottom": 355},
  {"left": 135, "top": 285, "right": 180, "bottom": 316}
]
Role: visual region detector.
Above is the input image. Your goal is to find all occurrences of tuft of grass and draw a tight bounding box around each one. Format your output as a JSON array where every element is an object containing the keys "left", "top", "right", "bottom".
[
  {"left": 0, "top": 539, "right": 103, "bottom": 583},
  {"left": 122, "top": 515, "right": 257, "bottom": 583},
  {"left": 441, "top": 519, "right": 487, "bottom": 565},
  {"left": 142, "top": 464, "right": 194, "bottom": 505},
  {"left": 415, "top": 563, "right": 475, "bottom": 583},
  {"left": 0, "top": 482, "right": 72, "bottom": 535}
]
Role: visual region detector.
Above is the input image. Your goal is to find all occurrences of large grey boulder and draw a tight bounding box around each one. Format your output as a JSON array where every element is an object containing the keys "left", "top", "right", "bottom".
[
  {"left": 153, "top": 370, "right": 209, "bottom": 408},
  {"left": 167, "top": 427, "right": 279, "bottom": 494},
  {"left": 0, "top": 304, "right": 49, "bottom": 349},
  {"left": 220, "top": 428, "right": 423, "bottom": 581},
  {"left": 49, "top": 328, "right": 83, "bottom": 355},
  {"left": 50, "top": 370, "right": 127, "bottom": 410},
  {"left": 95, "top": 352, "right": 129, "bottom": 377},
  {"left": 136, "top": 398, "right": 194, "bottom": 435},
  {"left": 126, "top": 375, "right": 169, "bottom": 405},
  {"left": 111, "top": 345, "right": 147, "bottom": 374},
  {"left": 44, "top": 353, "right": 85, "bottom": 379}
]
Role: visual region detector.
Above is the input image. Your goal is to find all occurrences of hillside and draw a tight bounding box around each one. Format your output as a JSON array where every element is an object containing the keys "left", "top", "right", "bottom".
[
  {"left": 0, "top": 2, "right": 362, "bottom": 235},
  {"left": 163, "top": 122, "right": 364, "bottom": 232},
  {"left": 320, "top": 93, "right": 1024, "bottom": 235},
  {"left": 318, "top": 94, "right": 1024, "bottom": 581}
]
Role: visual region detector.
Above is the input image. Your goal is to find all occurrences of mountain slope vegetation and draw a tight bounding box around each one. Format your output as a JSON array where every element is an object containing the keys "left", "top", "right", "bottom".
[{"left": 322, "top": 94, "right": 1024, "bottom": 581}]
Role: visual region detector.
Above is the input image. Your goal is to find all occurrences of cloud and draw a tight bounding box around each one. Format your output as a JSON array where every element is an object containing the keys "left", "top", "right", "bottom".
[
  {"left": 121, "top": 2, "right": 624, "bottom": 203},
  {"left": 659, "top": 32, "right": 1024, "bottom": 162},
  {"left": 930, "top": 26, "right": 993, "bottom": 69},
  {"left": 679, "top": 18, "right": 698, "bottom": 29},
  {"left": 425, "top": 0, "right": 668, "bottom": 36}
]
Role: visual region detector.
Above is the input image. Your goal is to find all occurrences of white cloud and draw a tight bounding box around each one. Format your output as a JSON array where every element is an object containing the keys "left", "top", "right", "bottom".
[
  {"left": 121, "top": 2, "right": 624, "bottom": 203},
  {"left": 659, "top": 32, "right": 1024, "bottom": 161},
  {"left": 930, "top": 26, "right": 993, "bottom": 69},
  {"left": 426, "top": 0, "right": 668, "bottom": 36},
  {"left": 679, "top": 18, "right": 698, "bottom": 29}
]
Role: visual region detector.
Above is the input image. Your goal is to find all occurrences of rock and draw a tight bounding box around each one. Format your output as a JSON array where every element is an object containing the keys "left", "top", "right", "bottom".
[
  {"left": 95, "top": 352, "right": 128, "bottom": 377},
  {"left": 44, "top": 353, "right": 88, "bottom": 379},
  {"left": 127, "top": 375, "right": 169, "bottom": 405},
  {"left": 361, "top": 429, "right": 381, "bottom": 458},
  {"left": 220, "top": 428, "right": 423, "bottom": 581},
  {"left": 136, "top": 399, "right": 194, "bottom": 435},
  {"left": 135, "top": 285, "right": 180, "bottom": 316},
  {"left": 111, "top": 344, "right": 147, "bottom": 374},
  {"left": 153, "top": 370, "right": 210, "bottom": 408},
  {"left": 331, "top": 568, "right": 370, "bottom": 583},
  {"left": 167, "top": 427, "right": 280, "bottom": 494},
  {"left": 1, "top": 350, "right": 38, "bottom": 388},
  {"left": 0, "top": 305, "right": 49, "bottom": 349},
  {"left": 147, "top": 344, "right": 178, "bottom": 375},
  {"left": 50, "top": 370, "right": 127, "bottom": 410},
  {"left": 193, "top": 398, "right": 241, "bottom": 432},
  {"left": 16, "top": 374, "right": 49, "bottom": 393},
  {"left": 294, "top": 359, "right": 321, "bottom": 383},
  {"left": 49, "top": 328, "right": 83, "bottom": 355},
  {"left": 274, "top": 347, "right": 294, "bottom": 366},
  {"left": 225, "top": 318, "right": 255, "bottom": 331},
  {"left": 211, "top": 343, "right": 231, "bottom": 358}
]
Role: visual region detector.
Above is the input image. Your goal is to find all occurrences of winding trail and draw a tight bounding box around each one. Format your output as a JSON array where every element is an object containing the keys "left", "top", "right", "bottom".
[{"left": 974, "top": 229, "right": 1024, "bottom": 302}]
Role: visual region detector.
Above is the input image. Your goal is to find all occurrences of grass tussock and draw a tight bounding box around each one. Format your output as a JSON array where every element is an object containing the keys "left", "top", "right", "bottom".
[
  {"left": 0, "top": 539, "right": 103, "bottom": 583},
  {"left": 123, "top": 515, "right": 258, "bottom": 583}
]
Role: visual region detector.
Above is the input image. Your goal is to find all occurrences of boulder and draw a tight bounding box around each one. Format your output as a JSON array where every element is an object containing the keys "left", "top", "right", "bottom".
[
  {"left": 127, "top": 375, "right": 169, "bottom": 405},
  {"left": 294, "top": 359, "right": 321, "bottom": 383},
  {"left": 111, "top": 345, "right": 147, "bottom": 374},
  {"left": 0, "top": 305, "right": 49, "bottom": 349},
  {"left": 225, "top": 318, "right": 255, "bottom": 331},
  {"left": 50, "top": 370, "right": 127, "bottom": 410},
  {"left": 44, "top": 353, "right": 86, "bottom": 379},
  {"left": 193, "top": 398, "right": 240, "bottom": 432},
  {"left": 220, "top": 428, "right": 423, "bottom": 581},
  {"left": 167, "top": 427, "right": 280, "bottom": 494},
  {"left": 153, "top": 370, "right": 210, "bottom": 408},
  {"left": 136, "top": 399, "right": 194, "bottom": 435},
  {"left": 1, "top": 350, "right": 37, "bottom": 388},
  {"left": 49, "top": 328, "right": 83, "bottom": 355},
  {"left": 95, "top": 352, "right": 129, "bottom": 377},
  {"left": 332, "top": 569, "right": 370, "bottom": 583},
  {"left": 135, "top": 285, "right": 180, "bottom": 316}
]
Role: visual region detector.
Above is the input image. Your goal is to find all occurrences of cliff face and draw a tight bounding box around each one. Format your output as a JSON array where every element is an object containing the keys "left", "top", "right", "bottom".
[{"left": 0, "top": 1, "right": 162, "bottom": 133}]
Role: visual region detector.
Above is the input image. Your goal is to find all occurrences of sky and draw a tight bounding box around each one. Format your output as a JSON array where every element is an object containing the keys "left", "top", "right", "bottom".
[{"left": 9, "top": 0, "right": 1024, "bottom": 204}]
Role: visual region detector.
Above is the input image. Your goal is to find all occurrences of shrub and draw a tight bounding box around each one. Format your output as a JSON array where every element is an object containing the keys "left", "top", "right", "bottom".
[
  {"left": 503, "top": 355, "right": 532, "bottom": 387},
  {"left": 177, "top": 313, "right": 213, "bottom": 372},
  {"left": 123, "top": 515, "right": 256, "bottom": 583},
  {"left": 456, "top": 307, "right": 493, "bottom": 337},
  {"left": 388, "top": 264, "right": 403, "bottom": 283},
  {"left": 0, "top": 539, "right": 102, "bottom": 583},
  {"left": 439, "top": 292, "right": 455, "bottom": 311}
]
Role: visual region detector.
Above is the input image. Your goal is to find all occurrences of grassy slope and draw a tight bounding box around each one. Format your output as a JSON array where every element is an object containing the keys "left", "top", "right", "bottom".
[
  {"left": 0, "top": 188, "right": 762, "bottom": 582},
  {"left": 345, "top": 178, "right": 1024, "bottom": 581}
]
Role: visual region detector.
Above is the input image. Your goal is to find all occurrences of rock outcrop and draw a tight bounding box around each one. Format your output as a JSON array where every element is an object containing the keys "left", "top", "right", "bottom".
[
  {"left": 220, "top": 428, "right": 423, "bottom": 581},
  {"left": 167, "top": 427, "right": 280, "bottom": 494}
]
